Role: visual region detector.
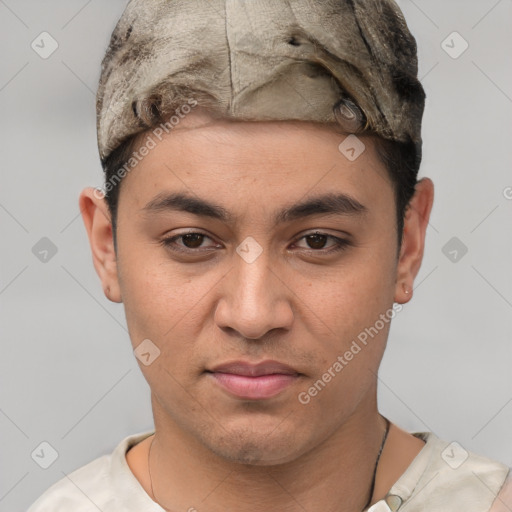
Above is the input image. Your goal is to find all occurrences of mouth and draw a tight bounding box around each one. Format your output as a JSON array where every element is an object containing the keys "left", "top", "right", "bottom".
[{"left": 206, "top": 360, "right": 302, "bottom": 400}]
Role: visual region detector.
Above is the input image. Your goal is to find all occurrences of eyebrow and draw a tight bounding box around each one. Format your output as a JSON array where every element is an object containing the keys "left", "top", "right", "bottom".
[{"left": 142, "top": 191, "right": 367, "bottom": 227}]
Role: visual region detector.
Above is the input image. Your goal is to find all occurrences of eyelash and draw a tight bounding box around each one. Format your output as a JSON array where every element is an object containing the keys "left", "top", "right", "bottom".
[{"left": 160, "top": 231, "right": 351, "bottom": 255}]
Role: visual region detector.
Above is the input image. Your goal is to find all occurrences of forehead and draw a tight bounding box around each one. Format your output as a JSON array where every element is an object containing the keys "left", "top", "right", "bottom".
[{"left": 119, "top": 111, "right": 394, "bottom": 219}]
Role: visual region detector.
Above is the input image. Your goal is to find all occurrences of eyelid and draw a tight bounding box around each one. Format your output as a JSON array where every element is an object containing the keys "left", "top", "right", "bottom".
[
  {"left": 294, "top": 228, "right": 352, "bottom": 243},
  {"left": 290, "top": 231, "right": 351, "bottom": 253},
  {"left": 161, "top": 230, "right": 219, "bottom": 253}
]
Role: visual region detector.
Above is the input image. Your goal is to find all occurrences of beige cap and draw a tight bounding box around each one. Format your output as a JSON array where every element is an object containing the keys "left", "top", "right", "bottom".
[{"left": 96, "top": 0, "right": 425, "bottom": 163}]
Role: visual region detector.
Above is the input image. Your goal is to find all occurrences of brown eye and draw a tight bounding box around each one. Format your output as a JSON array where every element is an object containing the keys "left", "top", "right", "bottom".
[
  {"left": 161, "top": 232, "right": 217, "bottom": 253},
  {"left": 180, "top": 233, "right": 205, "bottom": 249},
  {"left": 305, "top": 233, "right": 329, "bottom": 250},
  {"left": 293, "top": 231, "right": 351, "bottom": 254}
]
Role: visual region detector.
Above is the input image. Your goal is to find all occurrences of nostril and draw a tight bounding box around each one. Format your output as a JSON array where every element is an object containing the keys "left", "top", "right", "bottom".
[{"left": 287, "top": 36, "right": 301, "bottom": 47}]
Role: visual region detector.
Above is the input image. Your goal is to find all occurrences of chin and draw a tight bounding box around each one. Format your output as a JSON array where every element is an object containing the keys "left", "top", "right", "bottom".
[
  {"left": 208, "top": 435, "right": 299, "bottom": 466},
  {"left": 196, "top": 415, "right": 308, "bottom": 466}
]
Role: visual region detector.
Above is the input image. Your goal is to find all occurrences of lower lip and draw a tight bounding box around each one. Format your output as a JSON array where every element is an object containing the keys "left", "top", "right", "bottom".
[{"left": 210, "top": 372, "right": 299, "bottom": 400}]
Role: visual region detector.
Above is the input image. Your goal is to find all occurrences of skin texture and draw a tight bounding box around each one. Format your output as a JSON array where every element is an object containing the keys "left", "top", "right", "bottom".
[{"left": 80, "top": 110, "right": 434, "bottom": 512}]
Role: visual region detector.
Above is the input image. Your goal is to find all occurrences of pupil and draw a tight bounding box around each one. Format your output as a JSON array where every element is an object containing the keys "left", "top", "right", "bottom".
[
  {"left": 183, "top": 233, "right": 203, "bottom": 248},
  {"left": 307, "top": 234, "right": 327, "bottom": 249}
]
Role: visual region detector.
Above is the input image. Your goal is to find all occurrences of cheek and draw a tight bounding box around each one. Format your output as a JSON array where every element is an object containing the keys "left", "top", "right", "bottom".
[
  {"left": 118, "top": 257, "right": 214, "bottom": 404},
  {"left": 318, "top": 245, "right": 397, "bottom": 336},
  {"left": 300, "top": 241, "right": 397, "bottom": 405},
  {"left": 116, "top": 242, "right": 211, "bottom": 352},
  {"left": 298, "top": 269, "right": 395, "bottom": 416}
]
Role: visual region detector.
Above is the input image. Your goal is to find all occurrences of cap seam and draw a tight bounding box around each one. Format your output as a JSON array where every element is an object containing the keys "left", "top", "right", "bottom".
[{"left": 224, "top": 0, "right": 234, "bottom": 112}]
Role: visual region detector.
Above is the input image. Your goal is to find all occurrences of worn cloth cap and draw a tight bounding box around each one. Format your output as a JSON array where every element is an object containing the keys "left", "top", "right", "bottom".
[{"left": 96, "top": 0, "right": 425, "bottom": 163}]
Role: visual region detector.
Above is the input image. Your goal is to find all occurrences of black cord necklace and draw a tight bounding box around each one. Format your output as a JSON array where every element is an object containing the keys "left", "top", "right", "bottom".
[
  {"left": 148, "top": 416, "right": 391, "bottom": 512},
  {"left": 361, "top": 416, "right": 391, "bottom": 511}
]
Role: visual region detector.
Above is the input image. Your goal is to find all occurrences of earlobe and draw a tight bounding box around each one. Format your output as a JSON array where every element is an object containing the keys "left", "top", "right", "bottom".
[
  {"left": 394, "top": 178, "right": 434, "bottom": 304},
  {"left": 400, "top": 282, "right": 413, "bottom": 303},
  {"left": 79, "top": 187, "right": 123, "bottom": 303}
]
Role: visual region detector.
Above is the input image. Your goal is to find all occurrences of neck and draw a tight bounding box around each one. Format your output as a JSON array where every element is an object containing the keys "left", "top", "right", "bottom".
[{"left": 146, "top": 393, "right": 390, "bottom": 512}]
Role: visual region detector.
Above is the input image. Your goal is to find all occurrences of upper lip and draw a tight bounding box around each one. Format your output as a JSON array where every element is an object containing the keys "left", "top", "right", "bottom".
[{"left": 209, "top": 360, "right": 300, "bottom": 377}]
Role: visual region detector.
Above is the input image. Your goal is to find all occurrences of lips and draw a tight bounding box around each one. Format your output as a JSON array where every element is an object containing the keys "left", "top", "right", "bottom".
[
  {"left": 207, "top": 360, "right": 301, "bottom": 400},
  {"left": 210, "top": 360, "right": 299, "bottom": 377}
]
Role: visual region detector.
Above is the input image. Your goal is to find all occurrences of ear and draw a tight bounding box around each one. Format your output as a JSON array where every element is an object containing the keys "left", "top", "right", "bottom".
[
  {"left": 394, "top": 178, "right": 434, "bottom": 304},
  {"left": 79, "top": 187, "right": 122, "bottom": 303}
]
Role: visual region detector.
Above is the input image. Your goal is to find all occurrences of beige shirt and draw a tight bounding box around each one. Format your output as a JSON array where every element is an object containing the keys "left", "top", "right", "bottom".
[{"left": 27, "top": 430, "right": 512, "bottom": 512}]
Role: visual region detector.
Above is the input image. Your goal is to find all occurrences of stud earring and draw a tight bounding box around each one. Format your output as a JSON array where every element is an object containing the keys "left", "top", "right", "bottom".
[{"left": 402, "top": 282, "right": 411, "bottom": 295}]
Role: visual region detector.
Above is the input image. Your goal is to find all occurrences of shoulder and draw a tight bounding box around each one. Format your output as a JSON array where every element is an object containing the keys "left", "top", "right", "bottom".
[
  {"left": 388, "top": 432, "right": 511, "bottom": 511},
  {"left": 26, "top": 454, "right": 113, "bottom": 512},
  {"left": 489, "top": 470, "right": 512, "bottom": 512},
  {"left": 26, "top": 430, "right": 155, "bottom": 512}
]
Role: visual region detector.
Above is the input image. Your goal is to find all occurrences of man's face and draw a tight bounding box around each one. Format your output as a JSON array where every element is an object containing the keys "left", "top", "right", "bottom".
[{"left": 113, "top": 112, "right": 400, "bottom": 465}]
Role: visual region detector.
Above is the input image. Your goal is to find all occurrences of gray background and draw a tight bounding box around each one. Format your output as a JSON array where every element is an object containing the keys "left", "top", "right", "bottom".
[{"left": 1, "top": 1, "right": 511, "bottom": 510}]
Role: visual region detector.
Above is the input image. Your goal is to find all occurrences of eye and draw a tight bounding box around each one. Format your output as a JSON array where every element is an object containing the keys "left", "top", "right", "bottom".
[
  {"left": 160, "top": 230, "right": 351, "bottom": 255},
  {"left": 293, "top": 231, "right": 351, "bottom": 254},
  {"left": 160, "top": 231, "right": 218, "bottom": 253}
]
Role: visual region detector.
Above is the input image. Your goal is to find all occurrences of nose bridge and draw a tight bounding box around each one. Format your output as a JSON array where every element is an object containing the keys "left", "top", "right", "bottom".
[
  {"left": 216, "top": 237, "right": 293, "bottom": 339},
  {"left": 236, "top": 243, "right": 275, "bottom": 305}
]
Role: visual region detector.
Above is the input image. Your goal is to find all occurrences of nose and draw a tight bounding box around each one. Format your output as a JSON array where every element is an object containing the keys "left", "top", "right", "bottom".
[{"left": 214, "top": 248, "right": 294, "bottom": 340}]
